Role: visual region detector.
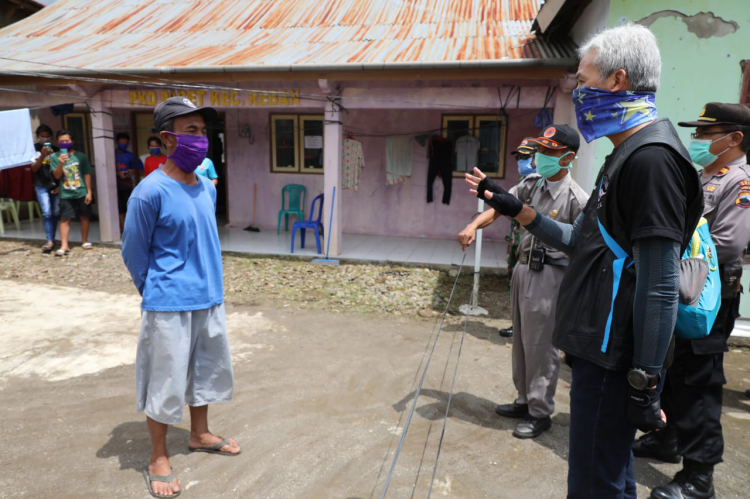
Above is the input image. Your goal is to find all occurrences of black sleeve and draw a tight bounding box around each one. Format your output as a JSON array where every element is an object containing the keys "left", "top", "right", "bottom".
[
  {"left": 616, "top": 146, "right": 689, "bottom": 245},
  {"left": 632, "top": 237, "right": 680, "bottom": 374}
]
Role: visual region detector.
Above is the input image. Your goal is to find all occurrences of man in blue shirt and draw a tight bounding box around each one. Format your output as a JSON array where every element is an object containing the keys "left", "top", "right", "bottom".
[
  {"left": 122, "top": 97, "right": 239, "bottom": 499},
  {"left": 115, "top": 132, "right": 144, "bottom": 232},
  {"left": 195, "top": 157, "right": 219, "bottom": 186}
]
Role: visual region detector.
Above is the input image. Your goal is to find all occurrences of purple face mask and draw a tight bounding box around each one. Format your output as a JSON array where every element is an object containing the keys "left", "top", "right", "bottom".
[
  {"left": 164, "top": 132, "right": 208, "bottom": 173},
  {"left": 58, "top": 141, "right": 73, "bottom": 150}
]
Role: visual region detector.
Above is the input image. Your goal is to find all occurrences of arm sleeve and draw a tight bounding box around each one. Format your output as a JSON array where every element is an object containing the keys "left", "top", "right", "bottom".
[
  {"left": 709, "top": 180, "right": 750, "bottom": 263},
  {"left": 631, "top": 237, "right": 681, "bottom": 374},
  {"left": 207, "top": 160, "right": 218, "bottom": 179},
  {"left": 522, "top": 211, "right": 585, "bottom": 255},
  {"left": 121, "top": 198, "right": 158, "bottom": 296}
]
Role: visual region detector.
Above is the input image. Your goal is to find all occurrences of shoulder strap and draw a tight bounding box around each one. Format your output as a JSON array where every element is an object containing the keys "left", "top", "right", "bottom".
[{"left": 597, "top": 214, "right": 634, "bottom": 354}]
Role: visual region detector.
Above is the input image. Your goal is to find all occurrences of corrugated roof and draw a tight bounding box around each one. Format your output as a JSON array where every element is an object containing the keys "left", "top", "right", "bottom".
[{"left": 0, "top": 0, "right": 576, "bottom": 74}]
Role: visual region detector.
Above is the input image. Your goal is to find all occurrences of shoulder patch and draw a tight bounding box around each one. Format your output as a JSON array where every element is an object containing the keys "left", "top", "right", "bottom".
[
  {"left": 715, "top": 166, "right": 731, "bottom": 177},
  {"left": 706, "top": 185, "right": 717, "bottom": 192},
  {"left": 736, "top": 191, "right": 750, "bottom": 208}
]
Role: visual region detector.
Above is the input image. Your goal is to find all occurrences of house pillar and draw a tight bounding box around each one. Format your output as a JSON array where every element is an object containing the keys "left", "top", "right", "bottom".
[
  {"left": 323, "top": 98, "right": 342, "bottom": 256},
  {"left": 90, "top": 94, "right": 120, "bottom": 242}
]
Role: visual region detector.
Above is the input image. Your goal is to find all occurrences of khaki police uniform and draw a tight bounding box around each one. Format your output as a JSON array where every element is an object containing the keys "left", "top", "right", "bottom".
[{"left": 508, "top": 172, "right": 589, "bottom": 418}]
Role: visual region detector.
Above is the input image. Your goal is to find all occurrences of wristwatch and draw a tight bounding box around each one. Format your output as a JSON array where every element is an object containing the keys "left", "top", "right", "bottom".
[{"left": 627, "top": 368, "right": 660, "bottom": 391}]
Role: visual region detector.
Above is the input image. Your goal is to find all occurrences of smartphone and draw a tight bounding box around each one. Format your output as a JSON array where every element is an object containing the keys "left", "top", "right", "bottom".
[
  {"left": 43, "top": 142, "right": 51, "bottom": 149},
  {"left": 60, "top": 148, "right": 68, "bottom": 155}
]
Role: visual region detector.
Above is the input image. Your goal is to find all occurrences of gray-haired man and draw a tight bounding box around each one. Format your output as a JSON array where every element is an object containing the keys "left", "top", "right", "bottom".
[{"left": 466, "top": 24, "right": 703, "bottom": 497}]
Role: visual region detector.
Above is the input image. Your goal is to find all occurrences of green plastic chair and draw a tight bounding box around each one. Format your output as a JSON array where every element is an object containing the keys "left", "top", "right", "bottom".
[
  {"left": 0, "top": 198, "right": 21, "bottom": 234},
  {"left": 278, "top": 184, "right": 306, "bottom": 234}
]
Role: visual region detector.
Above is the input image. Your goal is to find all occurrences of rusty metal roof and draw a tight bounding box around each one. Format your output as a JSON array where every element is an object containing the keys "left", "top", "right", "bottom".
[{"left": 0, "top": 0, "right": 576, "bottom": 75}]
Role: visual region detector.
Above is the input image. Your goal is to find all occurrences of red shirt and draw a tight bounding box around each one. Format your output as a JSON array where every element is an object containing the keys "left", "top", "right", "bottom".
[{"left": 144, "top": 155, "right": 167, "bottom": 177}]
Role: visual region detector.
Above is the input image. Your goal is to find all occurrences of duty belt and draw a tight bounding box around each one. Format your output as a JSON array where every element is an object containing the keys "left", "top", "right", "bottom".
[{"left": 519, "top": 254, "right": 569, "bottom": 267}]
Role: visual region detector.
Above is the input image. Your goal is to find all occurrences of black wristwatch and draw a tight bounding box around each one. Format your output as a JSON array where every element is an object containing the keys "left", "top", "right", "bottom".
[{"left": 627, "top": 368, "right": 660, "bottom": 391}]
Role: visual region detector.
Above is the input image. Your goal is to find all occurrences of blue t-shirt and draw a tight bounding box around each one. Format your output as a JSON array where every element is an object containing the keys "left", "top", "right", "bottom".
[
  {"left": 122, "top": 170, "right": 223, "bottom": 312},
  {"left": 195, "top": 157, "right": 218, "bottom": 180},
  {"left": 115, "top": 150, "right": 144, "bottom": 188}
]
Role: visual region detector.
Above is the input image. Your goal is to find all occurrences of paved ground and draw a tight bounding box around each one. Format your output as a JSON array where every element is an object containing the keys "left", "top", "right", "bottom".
[{"left": 1, "top": 280, "right": 749, "bottom": 498}]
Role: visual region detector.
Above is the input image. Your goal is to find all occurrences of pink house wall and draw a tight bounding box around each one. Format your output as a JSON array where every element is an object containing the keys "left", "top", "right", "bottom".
[{"left": 224, "top": 107, "right": 538, "bottom": 241}]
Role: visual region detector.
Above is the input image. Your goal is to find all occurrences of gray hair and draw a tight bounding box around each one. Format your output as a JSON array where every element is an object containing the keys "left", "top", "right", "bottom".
[{"left": 578, "top": 23, "right": 661, "bottom": 92}]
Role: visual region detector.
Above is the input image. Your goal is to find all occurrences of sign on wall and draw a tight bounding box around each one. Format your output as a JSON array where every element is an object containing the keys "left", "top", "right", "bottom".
[{"left": 128, "top": 89, "right": 301, "bottom": 108}]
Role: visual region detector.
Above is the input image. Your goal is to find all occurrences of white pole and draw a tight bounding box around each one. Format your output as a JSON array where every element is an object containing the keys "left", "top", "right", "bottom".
[{"left": 472, "top": 199, "right": 484, "bottom": 308}]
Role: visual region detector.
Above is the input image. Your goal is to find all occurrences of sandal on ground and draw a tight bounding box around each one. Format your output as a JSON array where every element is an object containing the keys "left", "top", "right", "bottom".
[
  {"left": 54, "top": 249, "right": 69, "bottom": 257},
  {"left": 82, "top": 242, "right": 93, "bottom": 250},
  {"left": 41, "top": 242, "right": 54, "bottom": 254},
  {"left": 143, "top": 466, "right": 181, "bottom": 498},
  {"left": 188, "top": 438, "right": 242, "bottom": 456}
]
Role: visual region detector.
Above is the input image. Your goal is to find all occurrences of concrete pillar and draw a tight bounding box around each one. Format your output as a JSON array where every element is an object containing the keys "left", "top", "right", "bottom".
[
  {"left": 323, "top": 98, "right": 342, "bottom": 256},
  {"left": 556, "top": 75, "right": 598, "bottom": 192},
  {"left": 90, "top": 93, "right": 120, "bottom": 242}
]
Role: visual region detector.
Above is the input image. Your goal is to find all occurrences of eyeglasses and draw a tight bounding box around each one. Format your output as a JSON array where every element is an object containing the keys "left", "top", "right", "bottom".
[{"left": 690, "top": 130, "right": 736, "bottom": 140}]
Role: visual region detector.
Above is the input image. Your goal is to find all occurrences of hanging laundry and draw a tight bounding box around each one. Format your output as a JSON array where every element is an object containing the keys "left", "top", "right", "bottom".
[
  {"left": 455, "top": 135, "right": 480, "bottom": 172},
  {"left": 427, "top": 136, "right": 453, "bottom": 205},
  {"left": 0, "top": 164, "right": 35, "bottom": 201},
  {"left": 386, "top": 137, "right": 413, "bottom": 185},
  {"left": 0, "top": 109, "right": 35, "bottom": 171},
  {"left": 342, "top": 138, "right": 364, "bottom": 192}
]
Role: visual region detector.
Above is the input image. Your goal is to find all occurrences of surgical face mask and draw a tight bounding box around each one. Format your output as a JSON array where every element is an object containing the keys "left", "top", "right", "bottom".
[
  {"left": 688, "top": 133, "right": 732, "bottom": 167},
  {"left": 164, "top": 132, "right": 209, "bottom": 173},
  {"left": 149, "top": 147, "right": 162, "bottom": 156},
  {"left": 58, "top": 141, "right": 73, "bottom": 150},
  {"left": 117, "top": 143, "right": 129, "bottom": 151},
  {"left": 572, "top": 86, "right": 657, "bottom": 143},
  {"left": 517, "top": 156, "right": 535, "bottom": 177},
  {"left": 535, "top": 151, "right": 573, "bottom": 179}
]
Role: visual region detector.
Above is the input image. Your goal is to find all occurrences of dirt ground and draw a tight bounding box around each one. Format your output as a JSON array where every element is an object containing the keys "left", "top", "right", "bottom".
[{"left": 1, "top": 241, "right": 749, "bottom": 498}]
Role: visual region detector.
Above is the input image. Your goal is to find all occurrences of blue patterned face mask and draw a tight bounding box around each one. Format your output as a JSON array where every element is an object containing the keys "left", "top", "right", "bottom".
[{"left": 572, "top": 87, "right": 657, "bottom": 143}]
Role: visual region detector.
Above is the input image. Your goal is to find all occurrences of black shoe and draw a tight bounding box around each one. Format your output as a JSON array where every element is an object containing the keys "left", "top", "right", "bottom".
[
  {"left": 633, "top": 430, "right": 681, "bottom": 464},
  {"left": 650, "top": 468, "right": 715, "bottom": 499},
  {"left": 499, "top": 326, "right": 513, "bottom": 338},
  {"left": 513, "top": 415, "right": 552, "bottom": 439},
  {"left": 495, "top": 402, "right": 528, "bottom": 418},
  {"left": 746, "top": 389, "right": 750, "bottom": 398}
]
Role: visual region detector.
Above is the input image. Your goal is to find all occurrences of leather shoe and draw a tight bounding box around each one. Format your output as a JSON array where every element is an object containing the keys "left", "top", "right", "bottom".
[
  {"left": 499, "top": 326, "right": 513, "bottom": 338},
  {"left": 495, "top": 402, "right": 528, "bottom": 418},
  {"left": 513, "top": 415, "right": 551, "bottom": 439},
  {"left": 633, "top": 430, "right": 681, "bottom": 463},
  {"left": 650, "top": 468, "right": 715, "bottom": 499}
]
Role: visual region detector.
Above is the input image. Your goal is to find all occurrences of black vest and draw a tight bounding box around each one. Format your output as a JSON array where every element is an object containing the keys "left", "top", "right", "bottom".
[{"left": 553, "top": 119, "right": 703, "bottom": 371}]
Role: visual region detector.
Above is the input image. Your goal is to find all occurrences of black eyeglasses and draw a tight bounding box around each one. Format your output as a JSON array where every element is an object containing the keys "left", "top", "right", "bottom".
[{"left": 690, "top": 130, "right": 736, "bottom": 140}]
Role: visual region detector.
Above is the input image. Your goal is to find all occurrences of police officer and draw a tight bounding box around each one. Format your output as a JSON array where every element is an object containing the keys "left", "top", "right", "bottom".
[
  {"left": 466, "top": 24, "right": 704, "bottom": 496},
  {"left": 638, "top": 103, "right": 750, "bottom": 499},
  {"left": 500, "top": 138, "right": 540, "bottom": 338},
  {"left": 458, "top": 125, "right": 588, "bottom": 439}
]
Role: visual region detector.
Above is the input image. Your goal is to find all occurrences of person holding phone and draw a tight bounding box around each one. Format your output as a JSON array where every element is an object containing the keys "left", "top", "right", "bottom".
[
  {"left": 49, "top": 130, "right": 93, "bottom": 256},
  {"left": 30, "top": 124, "right": 60, "bottom": 253}
]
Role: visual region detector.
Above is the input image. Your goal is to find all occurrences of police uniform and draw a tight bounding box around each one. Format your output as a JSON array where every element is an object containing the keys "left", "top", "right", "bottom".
[
  {"left": 505, "top": 126, "right": 589, "bottom": 426},
  {"left": 656, "top": 104, "right": 750, "bottom": 481}
]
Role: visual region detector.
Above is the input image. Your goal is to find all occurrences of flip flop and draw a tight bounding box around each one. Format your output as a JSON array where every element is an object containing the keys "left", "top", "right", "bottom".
[
  {"left": 143, "top": 466, "right": 181, "bottom": 498},
  {"left": 54, "top": 249, "right": 69, "bottom": 257},
  {"left": 188, "top": 438, "right": 242, "bottom": 456},
  {"left": 82, "top": 242, "right": 93, "bottom": 250}
]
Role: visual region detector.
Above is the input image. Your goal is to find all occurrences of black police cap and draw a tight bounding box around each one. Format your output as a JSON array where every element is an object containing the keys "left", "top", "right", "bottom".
[
  {"left": 527, "top": 124, "right": 581, "bottom": 152},
  {"left": 678, "top": 102, "right": 750, "bottom": 128}
]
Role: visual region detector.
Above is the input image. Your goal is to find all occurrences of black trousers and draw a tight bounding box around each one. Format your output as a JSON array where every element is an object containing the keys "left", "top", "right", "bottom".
[
  {"left": 662, "top": 293, "right": 741, "bottom": 466},
  {"left": 427, "top": 156, "right": 452, "bottom": 204}
]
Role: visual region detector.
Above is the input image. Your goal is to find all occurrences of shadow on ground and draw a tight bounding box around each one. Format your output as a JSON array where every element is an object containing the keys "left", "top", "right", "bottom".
[
  {"left": 96, "top": 421, "right": 191, "bottom": 473},
  {"left": 392, "top": 388, "right": 675, "bottom": 491}
]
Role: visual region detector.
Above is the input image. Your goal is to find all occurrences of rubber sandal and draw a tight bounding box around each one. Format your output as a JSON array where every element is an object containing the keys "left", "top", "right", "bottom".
[
  {"left": 82, "top": 242, "right": 93, "bottom": 250},
  {"left": 54, "top": 249, "right": 69, "bottom": 257},
  {"left": 143, "top": 466, "right": 181, "bottom": 498},
  {"left": 42, "top": 242, "right": 54, "bottom": 254},
  {"left": 188, "top": 438, "right": 242, "bottom": 456}
]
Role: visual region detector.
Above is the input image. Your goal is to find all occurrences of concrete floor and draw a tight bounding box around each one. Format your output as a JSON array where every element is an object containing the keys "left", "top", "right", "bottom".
[
  {"left": 1, "top": 280, "right": 749, "bottom": 498},
  {"left": 0, "top": 217, "right": 509, "bottom": 269}
]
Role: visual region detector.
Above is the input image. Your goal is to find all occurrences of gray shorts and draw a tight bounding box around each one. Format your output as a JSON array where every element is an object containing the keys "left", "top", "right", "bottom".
[{"left": 135, "top": 303, "right": 234, "bottom": 425}]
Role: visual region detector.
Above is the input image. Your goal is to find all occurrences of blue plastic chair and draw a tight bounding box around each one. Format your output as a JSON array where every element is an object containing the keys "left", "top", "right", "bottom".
[
  {"left": 291, "top": 193, "right": 325, "bottom": 254},
  {"left": 278, "top": 184, "right": 306, "bottom": 234}
]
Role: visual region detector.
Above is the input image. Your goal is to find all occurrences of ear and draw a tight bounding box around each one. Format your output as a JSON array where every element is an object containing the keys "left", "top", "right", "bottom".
[
  {"left": 730, "top": 130, "right": 744, "bottom": 147},
  {"left": 560, "top": 151, "right": 575, "bottom": 166},
  {"left": 610, "top": 69, "right": 628, "bottom": 92},
  {"left": 159, "top": 131, "right": 175, "bottom": 149}
]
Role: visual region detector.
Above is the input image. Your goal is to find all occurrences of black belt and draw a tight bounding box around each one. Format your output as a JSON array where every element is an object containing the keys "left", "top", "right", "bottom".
[{"left": 519, "top": 254, "right": 569, "bottom": 267}]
